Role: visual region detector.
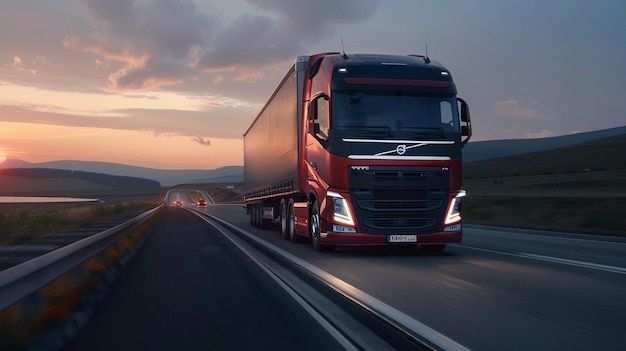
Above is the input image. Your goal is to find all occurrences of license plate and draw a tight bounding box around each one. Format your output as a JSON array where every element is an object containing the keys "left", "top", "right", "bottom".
[{"left": 387, "top": 235, "right": 417, "bottom": 243}]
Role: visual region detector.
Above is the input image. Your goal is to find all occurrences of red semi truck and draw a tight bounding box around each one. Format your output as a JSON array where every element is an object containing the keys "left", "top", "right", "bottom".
[{"left": 244, "top": 52, "right": 471, "bottom": 252}]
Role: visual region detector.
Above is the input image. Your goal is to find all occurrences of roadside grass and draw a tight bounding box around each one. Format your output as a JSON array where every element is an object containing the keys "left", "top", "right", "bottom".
[
  {"left": 463, "top": 197, "right": 624, "bottom": 236},
  {"left": 0, "top": 201, "right": 161, "bottom": 245},
  {"left": 463, "top": 169, "right": 626, "bottom": 236}
]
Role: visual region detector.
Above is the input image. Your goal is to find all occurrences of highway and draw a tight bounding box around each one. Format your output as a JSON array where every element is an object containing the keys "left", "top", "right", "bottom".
[{"left": 64, "top": 203, "right": 626, "bottom": 351}]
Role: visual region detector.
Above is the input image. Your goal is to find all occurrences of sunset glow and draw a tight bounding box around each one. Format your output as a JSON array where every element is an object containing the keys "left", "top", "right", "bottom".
[{"left": 0, "top": 1, "right": 623, "bottom": 170}]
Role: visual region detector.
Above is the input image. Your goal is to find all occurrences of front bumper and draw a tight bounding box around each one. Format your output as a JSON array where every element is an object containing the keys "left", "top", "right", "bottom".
[{"left": 321, "top": 228, "right": 462, "bottom": 247}]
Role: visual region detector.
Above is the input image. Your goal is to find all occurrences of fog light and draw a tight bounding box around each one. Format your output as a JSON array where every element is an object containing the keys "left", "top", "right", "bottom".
[
  {"left": 443, "top": 224, "right": 462, "bottom": 232},
  {"left": 331, "top": 224, "right": 357, "bottom": 233}
]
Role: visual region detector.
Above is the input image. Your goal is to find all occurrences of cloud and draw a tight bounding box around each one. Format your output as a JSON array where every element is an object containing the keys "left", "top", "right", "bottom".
[
  {"left": 66, "top": 0, "right": 215, "bottom": 92},
  {"left": 245, "top": 0, "right": 378, "bottom": 36},
  {"left": 65, "top": 0, "right": 380, "bottom": 91},
  {"left": 10, "top": 56, "right": 37, "bottom": 75},
  {"left": 493, "top": 99, "right": 539, "bottom": 118},
  {"left": 524, "top": 129, "right": 554, "bottom": 138},
  {"left": 493, "top": 98, "right": 558, "bottom": 122},
  {"left": 0, "top": 104, "right": 252, "bottom": 140},
  {"left": 198, "top": 0, "right": 379, "bottom": 79},
  {"left": 192, "top": 135, "right": 211, "bottom": 146}
]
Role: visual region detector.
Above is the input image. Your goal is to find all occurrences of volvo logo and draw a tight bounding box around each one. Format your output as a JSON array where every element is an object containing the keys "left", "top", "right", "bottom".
[
  {"left": 351, "top": 166, "right": 370, "bottom": 171},
  {"left": 396, "top": 144, "right": 407, "bottom": 155}
]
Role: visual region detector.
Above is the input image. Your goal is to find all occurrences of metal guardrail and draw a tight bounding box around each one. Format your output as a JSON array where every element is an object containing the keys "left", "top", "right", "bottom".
[{"left": 0, "top": 205, "right": 163, "bottom": 312}]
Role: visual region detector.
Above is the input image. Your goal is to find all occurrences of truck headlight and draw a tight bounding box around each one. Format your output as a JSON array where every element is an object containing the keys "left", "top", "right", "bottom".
[
  {"left": 327, "top": 191, "right": 355, "bottom": 226},
  {"left": 444, "top": 190, "right": 466, "bottom": 225}
]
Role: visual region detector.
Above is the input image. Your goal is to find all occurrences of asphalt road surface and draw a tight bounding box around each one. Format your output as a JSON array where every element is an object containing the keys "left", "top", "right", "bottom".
[
  {"left": 63, "top": 207, "right": 346, "bottom": 351},
  {"left": 64, "top": 204, "right": 626, "bottom": 350},
  {"left": 199, "top": 204, "right": 626, "bottom": 351}
]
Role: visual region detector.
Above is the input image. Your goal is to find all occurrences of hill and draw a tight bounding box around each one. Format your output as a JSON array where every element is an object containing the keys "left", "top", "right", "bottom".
[
  {"left": 463, "top": 126, "right": 626, "bottom": 162},
  {"left": 0, "top": 168, "right": 161, "bottom": 196},
  {"left": 2, "top": 126, "right": 624, "bottom": 187},
  {"left": 464, "top": 134, "right": 626, "bottom": 179},
  {"left": 0, "top": 160, "right": 243, "bottom": 186},
  {"left": 462, "top": 133, "right": 626, "bottom": 235}
]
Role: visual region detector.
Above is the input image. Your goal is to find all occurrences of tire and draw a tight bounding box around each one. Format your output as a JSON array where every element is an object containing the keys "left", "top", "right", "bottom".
[
  {"left": 288, "top": 199, "right": 301, "bottom": 242},
  {"left": 250, "top": 204, "right": 256, "bottom": 227},
  {"left": 252, "top": 204, "right": 260, "bottom": 228},
  {"left": 310, "top": 199, "right": 333, "bottom": 252},
  {"left": 279, "top": 200, "right": 289, "bottom": 240},
  {"left": 249, "top": 204, "right": 254, "bottom": 226},
  {"left": 420, "top": 244, "right": 446, "bottom": 253}
]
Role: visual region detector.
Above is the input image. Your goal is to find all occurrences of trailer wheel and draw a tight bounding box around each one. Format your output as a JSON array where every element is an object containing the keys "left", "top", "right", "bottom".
[
  {"left": 252, "top": 204, "right": 259, "bottom": 228},
  {"left": 249, "top": 204, "right": 255, "bottom": 226},
  {"left": 279, "top": 200, "right": 289, "bottom": 240},
  {"left": 310, "top": 200, "right": 332, "bottom": 252}
]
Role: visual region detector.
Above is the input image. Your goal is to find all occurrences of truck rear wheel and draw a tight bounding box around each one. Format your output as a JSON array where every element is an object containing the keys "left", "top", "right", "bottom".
[
  {"left": 251, "top": 204, "right": 258, "bottom": 227},
  {"left": 288, "top": 199, "right": 302, "bottom": 242},
  {"left": 279, "top": 200, "right": 289, "bottom": 240}
]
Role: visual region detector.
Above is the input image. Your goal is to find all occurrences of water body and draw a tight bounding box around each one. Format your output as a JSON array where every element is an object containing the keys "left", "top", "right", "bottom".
[{"left": 0, "top": 196, "right": 99, "bottom": 204}]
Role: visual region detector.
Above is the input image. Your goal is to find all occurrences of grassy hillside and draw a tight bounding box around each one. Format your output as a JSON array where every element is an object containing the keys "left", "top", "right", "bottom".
[
  {"left": 463, "top": 125, "right": 626, "bottom": 162},
  {"left": 463, "top": 134, "right": 626, "bottom": 235},
  {"left": 464, "top": 134, "right": 626, "bottom": 178},
  {"left": 0, "top": 168, "right": 161, "bottom": 196}
]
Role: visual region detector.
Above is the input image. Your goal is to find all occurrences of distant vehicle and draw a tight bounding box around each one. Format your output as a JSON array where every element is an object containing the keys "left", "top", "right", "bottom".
[
  {"left": 244, "top": 52, "right": 472, "bottom": 252},
  {"left": 197, "top": 198, "right": 207, "bottom": 207},
  {"left": 174, "top": 200, "right": 183, "bottom": 207}
]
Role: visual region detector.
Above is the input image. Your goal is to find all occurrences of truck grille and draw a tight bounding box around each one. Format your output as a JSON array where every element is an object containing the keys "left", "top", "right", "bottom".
[
  {"left": 364, "top": 217, "right": 438, "bottom": 230},
  {"left": 349, "top": 166, "right": 449, "bottom": 234},
  {"left": 358, "top": 199, "right": 442, "bottom": 211}
]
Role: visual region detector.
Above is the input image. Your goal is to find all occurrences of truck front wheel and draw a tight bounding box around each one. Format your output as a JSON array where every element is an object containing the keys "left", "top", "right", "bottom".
[{"left": 310, "top": 200, "right": 333, "bottom": 252}]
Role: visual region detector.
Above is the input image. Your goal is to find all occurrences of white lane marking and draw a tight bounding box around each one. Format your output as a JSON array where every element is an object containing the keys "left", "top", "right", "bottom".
[
  {"left": 519, "top": 253, "right": 626, "bottom": 275},
  {"left": 459, "top": 246, "right": 626, "bottom": 275}
]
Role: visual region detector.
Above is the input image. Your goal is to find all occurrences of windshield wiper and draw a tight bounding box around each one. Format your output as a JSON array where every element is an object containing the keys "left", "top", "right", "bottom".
[
  {"left": 399, "top": 126, "right": 444, "bottom": 138},
  {"left": 342, "top": 125, "right": 392, "bottom": 137}
]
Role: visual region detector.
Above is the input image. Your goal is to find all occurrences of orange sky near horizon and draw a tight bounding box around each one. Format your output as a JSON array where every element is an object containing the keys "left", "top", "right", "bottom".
[
  {"left": 0, "top": 78, "right": 254, "bottom": 170},
  {"left": 0, "top": 121, "right": 243, "bottom": 170}
]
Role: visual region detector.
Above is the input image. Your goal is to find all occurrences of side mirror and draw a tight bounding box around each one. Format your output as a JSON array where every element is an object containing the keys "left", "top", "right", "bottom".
[{"left": 457, "top": 97, "right": 472, "bottom": 145}]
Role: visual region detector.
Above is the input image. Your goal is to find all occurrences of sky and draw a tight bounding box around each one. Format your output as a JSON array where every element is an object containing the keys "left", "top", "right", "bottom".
[{"left": 0, "top": 0, "right": 624, "bottom": 170}]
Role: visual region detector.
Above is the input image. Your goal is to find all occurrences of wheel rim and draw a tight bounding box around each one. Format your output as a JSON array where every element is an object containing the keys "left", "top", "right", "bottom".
[{"left": 311, "top": 203, "right": 320, "bottom": 248}]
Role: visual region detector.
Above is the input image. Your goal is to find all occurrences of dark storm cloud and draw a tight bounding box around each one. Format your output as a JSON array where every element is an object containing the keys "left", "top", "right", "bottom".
[
  {"left": 68, "top": 0, "right": 215, "bottom": 90},
  {"left": 198, "top": 0, "right": 379, "bottom": 75},
  {"left": 245, "top": 0, "right": 378, "bottom": 35},
  {"left": 77, "top": 0, "right": 211, "bottom": 57}
]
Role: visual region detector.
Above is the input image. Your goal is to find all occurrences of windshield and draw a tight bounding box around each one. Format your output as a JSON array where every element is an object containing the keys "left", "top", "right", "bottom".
[{"left": 332, "top": 91, "right": 459, "bottom": 134}]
